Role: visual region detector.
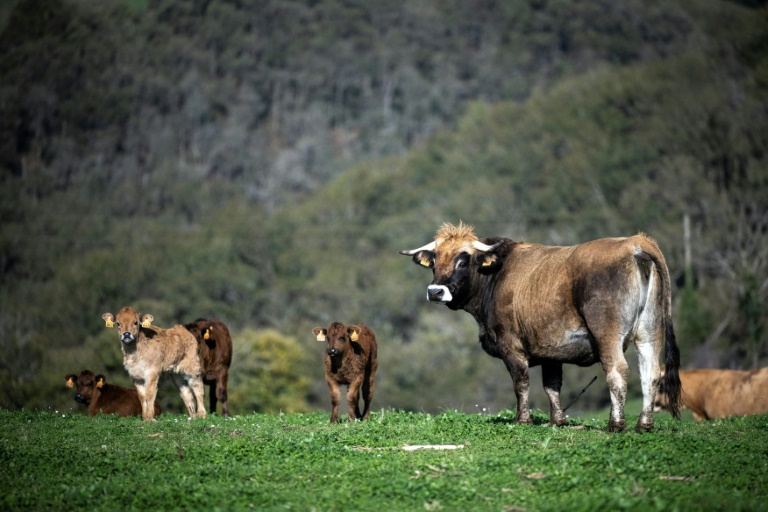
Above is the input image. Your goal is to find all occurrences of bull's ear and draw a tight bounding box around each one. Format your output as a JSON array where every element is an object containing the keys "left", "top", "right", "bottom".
[
  {"left": 140, "top": 314, "right": 154, "bottom": 328},
  {"left": 95, "top": 375, "right": 106, "bottom": 389},
  {"left": 65, "top": 375, "right": 77, "bottom": 388},
  {"left": 312, "top": 327, "right": 327, "bottom": 342},
  {"left": 102, "top": 313, "right": 114, "bottom": 328},
  {"left": 348, "top": 326, "right": 361, "bottom": 342},
  {"left": 474, "top": 252, "right": 503, "bottom": 275},
  {"left": 412, "top": 250, "right": 435, "bottom": 269}
]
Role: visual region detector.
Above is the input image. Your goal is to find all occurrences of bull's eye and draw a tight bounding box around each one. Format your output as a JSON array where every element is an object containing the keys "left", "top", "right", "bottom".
[
  {"left": 133, "top": 321, "right": 138, "bottom": 326},
  {"left": 456, "top": 259, "right": 467, "bottom": 269}
]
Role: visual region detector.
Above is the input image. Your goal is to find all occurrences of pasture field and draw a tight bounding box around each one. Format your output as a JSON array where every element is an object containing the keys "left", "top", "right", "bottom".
[{"left": 1, "top": 408, "right": 766, "bottom": 511}]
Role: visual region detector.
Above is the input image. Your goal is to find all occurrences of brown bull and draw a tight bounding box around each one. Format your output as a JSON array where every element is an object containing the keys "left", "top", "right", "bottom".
[
  {"left": 102, "top": 307, "right": 207, "bottom": 421},
  {"left": 656, "top": 367, "right": 768, "bottom": 420},
  {"left": 400, "top": 222, "right": 681, "bottom": 432}
]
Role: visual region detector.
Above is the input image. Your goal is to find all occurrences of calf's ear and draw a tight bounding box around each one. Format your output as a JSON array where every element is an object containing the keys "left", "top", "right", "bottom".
[
  {"left": 95, "top": 375, "right": 106, "bottom": 389},
  {"left": 102, "top": 313, "right": 114, "bottom": 328},
  {"left": 312, "top": 327, "right": 327, "bottom": 342},
  {"left": 348, "top": 326, "right": 361, "bottom": 342},
  {"left": 140, "top": 314, "right": 154, "bottom": 328},
  {"left": 65, "top": 375, "right": 77, "bottom": 388},
  {"left": 474, "top": 252, "right": 502, "bottom": 275}
]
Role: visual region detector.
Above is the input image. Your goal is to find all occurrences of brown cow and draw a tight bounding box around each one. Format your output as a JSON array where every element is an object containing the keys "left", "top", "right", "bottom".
[
  {"left": 400, "top": 222, "right": 682, "bottom": 432},
  {"left": 102, "top": 307, "right": 207, "bottom": 421},
  {"left": 312, "top": 322, "right": 378, "bottom": 423},
  {"left": 656, "top": 366, "right": 768, "bottom": 420},
  {"left": 65, "top": 370, "right": 161, "bottom": 417},
  {"left": 184, "top": 318, "right": 233, "bottom": 416}
]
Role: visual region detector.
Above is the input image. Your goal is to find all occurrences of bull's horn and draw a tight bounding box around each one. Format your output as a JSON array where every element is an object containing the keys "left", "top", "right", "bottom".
[
  {"left": 398, "top": 241, "right": 436, "bottom": 256},
  {"left": 472, "top": 240, "right": 504, "bottom": 252}
]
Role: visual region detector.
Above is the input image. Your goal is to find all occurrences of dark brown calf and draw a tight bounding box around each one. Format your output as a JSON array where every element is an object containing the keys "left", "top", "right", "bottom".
[
  {"left": 312, "top": 322, "right": 378, "bottom": 423},
  {"left": 65, "top": 370, "right": 161, "bottom": 417},
  {"left": 184, "top": 318, "right": 233, "bottom": 416}
]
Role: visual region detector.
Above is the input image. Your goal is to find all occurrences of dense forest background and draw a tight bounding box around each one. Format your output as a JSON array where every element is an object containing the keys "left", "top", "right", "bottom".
[{"left": 1, "top": 0, "right": 766, "bottom": 417}]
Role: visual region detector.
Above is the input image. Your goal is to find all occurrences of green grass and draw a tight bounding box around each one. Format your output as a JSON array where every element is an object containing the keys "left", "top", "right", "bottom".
[{"left": 1, "top": 409, "right": 766, "bottom": 511}]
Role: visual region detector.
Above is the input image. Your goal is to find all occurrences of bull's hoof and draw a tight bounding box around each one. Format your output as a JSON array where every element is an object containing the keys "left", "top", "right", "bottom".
[
  {"left": 514, "top": 417, "right": 533, "bottom": 425},
  {"left": 635, "top": 421, "right": 654, "bottom": 433},
  {"left": 549, "top": 418, "right": 568, "bottom": 428},
  {"left": 607, "top": 420, "right": 626, "bottom": 433}
]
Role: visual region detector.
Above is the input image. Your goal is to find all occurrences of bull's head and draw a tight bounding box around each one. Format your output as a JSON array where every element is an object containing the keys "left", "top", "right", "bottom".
[
  {"left": 103, "top": 307, "right": 153, "bottom": 345},
  {"left": 313, "top": 322, "right": 361, "bottom": 358},
  {"left": 399, "top": 222, "right": 506, "bottom": 309},
  {"left": 65, "top": 370, "right": 106, "bottom": 405}
]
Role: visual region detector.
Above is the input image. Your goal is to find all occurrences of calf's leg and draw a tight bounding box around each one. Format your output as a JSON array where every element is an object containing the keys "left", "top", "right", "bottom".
[
  {"left": 217, "top": 370, "right": 230, "bottom": 417},
  {"left": 347, "top": 376, "right": 363, "bottom": 421},
  {"left": 326, "top": 377, "right": 342, "bottom": 423},
  {"left": 141, "top": 374, "right": 160, "bottom": 422},
  {"left": 360, "top": 365, "right": 377, "bottom": 421}
]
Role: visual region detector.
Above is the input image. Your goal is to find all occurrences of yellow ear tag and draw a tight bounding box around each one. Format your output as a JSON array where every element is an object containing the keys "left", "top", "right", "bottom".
[
  {"left": 350, "top": 331, "right": 359, "bottom": 342},
  {"left": 141, "top": 318, "right": 152, "bottom": 328},
  {"left": 316, "top": 333, "right": 326, "bottom": 342},
  {"left": 66, "top": 378, "right": 75, "bottom": 388},
  {"left": 204, "top": 328, "right": 211, "bottom": 340},
  {"left": 105, "top": 319, "right": 114, "bottom": 328},
  {"left": 420, "top": 259, "right": 431, "bottom": 267},
  {"left": 482, "top": 260, "right": 492, "bottom": 267},
  {"left": 96, "top": 379, "right": 105, "bottom": 389}
]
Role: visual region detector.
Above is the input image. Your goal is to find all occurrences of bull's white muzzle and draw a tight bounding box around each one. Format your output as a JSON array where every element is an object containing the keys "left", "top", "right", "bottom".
[{"left": 427, "top": 285, "right": 452, "bottom": 303}]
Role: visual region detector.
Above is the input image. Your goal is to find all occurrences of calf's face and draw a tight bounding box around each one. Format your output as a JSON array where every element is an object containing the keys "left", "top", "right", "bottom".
[
  {"left": 65, "top": 370, "right": 106, "bottom": 405},
  {"left": 102, "top": 307, "right": 153, "bottom": 345},
  {"left": 313, "top": 322, "right": 361, "bottom": 358}
]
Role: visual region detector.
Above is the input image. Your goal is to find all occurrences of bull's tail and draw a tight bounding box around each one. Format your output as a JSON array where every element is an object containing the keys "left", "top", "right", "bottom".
[{"left": 640, "top": 236, "right": 682, "bottom": 419}]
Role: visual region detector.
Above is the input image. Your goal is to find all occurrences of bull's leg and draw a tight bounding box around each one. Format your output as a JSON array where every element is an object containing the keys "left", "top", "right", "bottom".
[
  {"left": 600, "top": 352, "right": 630, "bottom": 432},
  {"left": 347, "top": 376, "right": 363, "bottom": 421},
  {"left": 327, "top": 377, "right": 342, "bottom": 423},
  {"left": 217, "top": 370, "right": 230, "bottom": 417},
  {"left": 504, "top": 356, "right": 532, "bottom": 424},
  {"left": 635, "top": 332, "right": 662, "bottom": 432},
  {"left": 542, "top": 362, "right": 567, "bottom": 427}
]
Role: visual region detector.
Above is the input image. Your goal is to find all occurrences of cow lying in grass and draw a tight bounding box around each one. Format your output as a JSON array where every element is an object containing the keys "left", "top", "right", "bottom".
[
  {"left": 184, "top": 318, "right": 233, "bottom": 416},
  {"left": 312, "top": 322, "right": 378, "bottom": 423},
  {"left": 65, "top": 369, "right": 161, "bottom": 417},
  {"left": 102, "top": 307, "right": 206, "bottom": 421},
  {"left": 656, "top": 366, "right": 768, "bottom": 420}
]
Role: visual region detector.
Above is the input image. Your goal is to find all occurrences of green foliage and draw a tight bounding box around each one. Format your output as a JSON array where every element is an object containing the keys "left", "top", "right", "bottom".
[
  {"left": 228, "top": 329, "right": 310, "bottom": 415},
  {"left": 1, "top": 409, "right": 767, "bottom": 510},
  {"left": 1, "top": 0, "right": 767, "bottom": 415}
]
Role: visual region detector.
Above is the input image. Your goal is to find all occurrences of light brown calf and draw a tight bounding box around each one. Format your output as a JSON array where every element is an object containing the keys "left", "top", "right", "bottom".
[
  {"left": 656, "top": 367, "right": 768, "bottom": 420},
  {"left": 102, "top": 307, "right": 206, "bottom": 421},
  {"left": 312, "top": 322, "right": 378, "bottom": 423},
  {"left": 65, "top": 370, "right": 160, "bottom": 417}
]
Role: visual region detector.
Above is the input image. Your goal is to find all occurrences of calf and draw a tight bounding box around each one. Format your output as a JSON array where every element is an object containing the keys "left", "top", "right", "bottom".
[
  {"left": 102, "top": 307, "right": 207, "bottom": 421},
  {"left": 656, "top": 366, "right": 768, "bottom": 420},
  {"left": 312, "top": 322, "right": 378, "bottom": 423},
  {"left": 184, "top": 318, "right": 233, "bottom": 416},
  {"left": 65, "top": 370, "right": 161, "bottom": 417}
]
